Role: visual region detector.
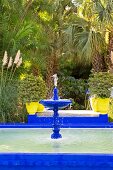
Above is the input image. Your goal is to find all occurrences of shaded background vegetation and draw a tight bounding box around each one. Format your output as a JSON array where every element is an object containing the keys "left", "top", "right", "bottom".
[{"left": 1, "top": 0, "right": 113, "bottom": 122}]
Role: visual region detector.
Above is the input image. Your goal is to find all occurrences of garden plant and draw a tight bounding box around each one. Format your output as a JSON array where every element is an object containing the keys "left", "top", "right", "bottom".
[{"left": 1, "top": 0, "right": 113, "bottom": 122}]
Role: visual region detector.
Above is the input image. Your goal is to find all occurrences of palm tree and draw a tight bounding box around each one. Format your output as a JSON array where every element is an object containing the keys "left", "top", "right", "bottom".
[
  {"left": 65, "top": 0, "right": 107, "bottom": 72},
  {"left": 35, "top": 0, "right": 75, "bottom": 96},
  {"left": 91, "top": 0, "right": 113, "bottom": 71}
]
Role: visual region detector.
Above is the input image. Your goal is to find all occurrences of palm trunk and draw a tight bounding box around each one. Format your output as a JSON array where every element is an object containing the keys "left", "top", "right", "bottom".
[
  {"left": 46, "top": 2, "right": 63, "bottom": 97},
  {"left": 92, "top": 51, "right": 106, "bottom": 72},
  {"left": 107, "top": 31, "right": 113, "bottom": 72}
]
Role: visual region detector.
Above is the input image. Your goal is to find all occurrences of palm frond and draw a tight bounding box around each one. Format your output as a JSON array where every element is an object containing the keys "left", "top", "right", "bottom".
[{"left": 74, "top": 29, "right": 105, "bottom": 63}]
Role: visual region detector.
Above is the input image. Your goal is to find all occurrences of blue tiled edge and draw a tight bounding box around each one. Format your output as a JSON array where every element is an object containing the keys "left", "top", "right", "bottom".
[
  {"left": 0, "top": 123, "right": 113, "bottom": 128},
  {"left": 0, "top": 153, "right": 112, "bottom": 168},
  {"left": 0, "top": 114, "right": 113, "bottom": 128}
]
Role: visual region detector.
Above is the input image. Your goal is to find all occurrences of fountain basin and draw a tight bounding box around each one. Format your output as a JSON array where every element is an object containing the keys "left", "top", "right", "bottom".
[
  {"left": 0, "top": 128, "right": 113, "bottom": 153},
  {"left": 0, "top": 128, "right": 113, "bottom": 170}
]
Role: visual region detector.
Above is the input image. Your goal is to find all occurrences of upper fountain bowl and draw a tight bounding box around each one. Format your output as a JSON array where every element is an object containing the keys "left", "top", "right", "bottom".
[
  {"left": 40, "top": 98, "right": 71, "bottom": 109},
  {"left": 40, "top": 87, "right": 72, "bottom": 109}
]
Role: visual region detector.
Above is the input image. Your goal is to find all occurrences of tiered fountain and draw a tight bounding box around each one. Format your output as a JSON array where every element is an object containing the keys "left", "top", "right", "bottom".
[{"left": 40, "top": 74, "right": 72, "bottom": 139}]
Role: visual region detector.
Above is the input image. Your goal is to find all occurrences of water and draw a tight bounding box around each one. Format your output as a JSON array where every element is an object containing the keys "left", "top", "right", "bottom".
[{"left": 0, "top": 128, "right": 113, "bottom": 153}]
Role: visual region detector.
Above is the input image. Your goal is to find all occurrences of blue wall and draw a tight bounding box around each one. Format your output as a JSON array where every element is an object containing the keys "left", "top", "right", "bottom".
[
  {"left": 0, "top": 153, "right": 112, "bottom": 170},
  {"left": 0, "top": 114, "right": 113, "bottom": 128},
  {"left": 28, "top": 114, "right": 109, "bottom": 125}
]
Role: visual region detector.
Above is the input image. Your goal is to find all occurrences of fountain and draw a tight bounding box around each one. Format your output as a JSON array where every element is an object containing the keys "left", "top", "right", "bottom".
[
  {"left": 40, "top": 74, "right": 72, "bottom": 139},
  {"left": 0, "top": 77, "right": 113, "bottom": 170}
]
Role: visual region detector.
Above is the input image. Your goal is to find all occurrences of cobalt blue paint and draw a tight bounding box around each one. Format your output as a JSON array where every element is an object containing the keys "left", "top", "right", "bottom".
[
  {"left": 28, "top": 114, "right": 109, "bottom": 125},
  {"left": 0, "top": 153, "right": 112, "bottom": 170},
  {"left": 0, "top": 117, "right": 112, "bottom": 169},
  {"left": 40, "top": 87, "right": 71, "bottom": 139},
  {"left": 0, "top": 124, "right": 113, "bottom": 170},
  {"left": 27, "top": 113, "right": 113, "bottom": 128},
  {"left": 0, "top": 122, "right": 113, "bottom": 128},
  {"left": 0, "top": 114, "right": 113, "bottom": 128},
  {"left": 0, "top": 74, "right": 113, "bottom": 169},
  {"left": 0, "top": 113, "right": 113, "bottom": 128}
]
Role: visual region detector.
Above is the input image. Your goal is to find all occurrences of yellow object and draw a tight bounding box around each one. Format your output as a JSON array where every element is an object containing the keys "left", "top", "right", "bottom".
[
  {"left": 108, "top": 98, "right": 113, "bottom": 119},
  {"left": 37, "top": 103, "right": 45, "bottom": 112},
  {"left": 90, "top": 97, "right": 110, "bottom": 114},
  {"left": 26, "top": 102, "right": 44, "bottom": 114}
]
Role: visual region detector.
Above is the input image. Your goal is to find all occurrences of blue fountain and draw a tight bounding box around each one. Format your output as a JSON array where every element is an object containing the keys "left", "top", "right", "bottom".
[{"left": 40, "top": 74, "right": 72, "bottom": 139}]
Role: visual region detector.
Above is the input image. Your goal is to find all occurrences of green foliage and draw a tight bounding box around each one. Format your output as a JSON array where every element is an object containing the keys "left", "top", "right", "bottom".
[
  {"left": 88, "top": 72, "right": 113, "bottom": 98},
  {"left": 19, "top": 74, "right": 47, "bottom": 103},
  {"left": 0, "top": 50, "right": 23, "bottom": 122},
  {"left": 1, "top": 0, "right": 49, "bottom": 75},
  {"left": 59, "top": 76, "right": 88, "bottom": 109},
  {"left": 1, "top": 0, "right": 113, "bottom": 123},
  {"left": 0, "top": 81, "right": 19, "bottom": 122},
  {"left": 93, "top": 0, "right": 113, "bottom": 27},
  {"left": 109, "top": 98, "right": 113, "bottom": 121},
  {"left": 64, "top": 0, "right": 113, "bottom": 71}
]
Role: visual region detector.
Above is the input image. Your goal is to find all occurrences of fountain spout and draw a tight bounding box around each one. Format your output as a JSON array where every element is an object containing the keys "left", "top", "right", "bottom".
[
  {"left": 52, "top": 74, "right": 59, "bottom": 100},
  {"left": 52, "top": 74, "right": 58, "bottom": 87}
]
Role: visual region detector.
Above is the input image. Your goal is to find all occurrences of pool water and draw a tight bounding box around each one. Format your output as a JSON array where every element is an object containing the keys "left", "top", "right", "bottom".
[{"left": 0, "top": 128, "right": 113, "bottom": 153}]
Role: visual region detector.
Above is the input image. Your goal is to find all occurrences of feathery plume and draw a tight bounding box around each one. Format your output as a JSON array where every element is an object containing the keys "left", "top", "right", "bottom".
[
  {"left": 14, "top": 50, "right": 20, "bottom": 64},
  {"left": 16, "top": 57, "right": 22, "bottom": 68},
  {"left": 2, "top": 51, "right": 8, "bottom": 66},
  {"left": 8, "top": 57, "right": 13, "bottom": 69}
]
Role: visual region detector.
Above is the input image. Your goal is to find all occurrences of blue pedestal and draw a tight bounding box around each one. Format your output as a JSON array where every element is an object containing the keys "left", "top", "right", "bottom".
[{"left": 40, "top": 87, "right": 72, "bottom": 139}]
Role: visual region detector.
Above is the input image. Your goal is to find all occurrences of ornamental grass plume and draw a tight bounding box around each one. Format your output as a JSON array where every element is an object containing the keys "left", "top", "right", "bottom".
[
  {"left": 8, "top": 57, "right": 13, "bottom": 69},
  {"left": 1, "top": 50, "right": 22, "bottom": 83},
  {"left": 11, "top": 57, "right": 22, "bottom": 80},
  {"left": 2, "top": 51, "right": 8, "bottom": 66},
  {"left": 14, "top": 50, "right": 20, "bottom": 64},
  {"left": 9, "top": 50, "right": 21, "bottom": 80},
  {"left": 4, "top": 57, "right": 13, "bottom": 85},
  {"left": 1, "top": 51, "right": 8, "bottom": 88},
  {"left": 16, "top": 57, "right": 22, "bottom": 68}
]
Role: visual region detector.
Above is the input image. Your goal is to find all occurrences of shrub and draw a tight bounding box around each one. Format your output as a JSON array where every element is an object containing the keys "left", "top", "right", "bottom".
[
  {"left": 108, "top": 98, "right": 113, "bottom": 121},
  {"left": 88, "top": 72, "right": 113, "bottom": 98},
  {"left": 0, "top": 80, "right": 19, "bottom": 122},
  {"left": 19, "top": 74, "right": 47, "bottom": 103},
  {"left": 59, "top": 76, "right": 88, "bottom": 109}
]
